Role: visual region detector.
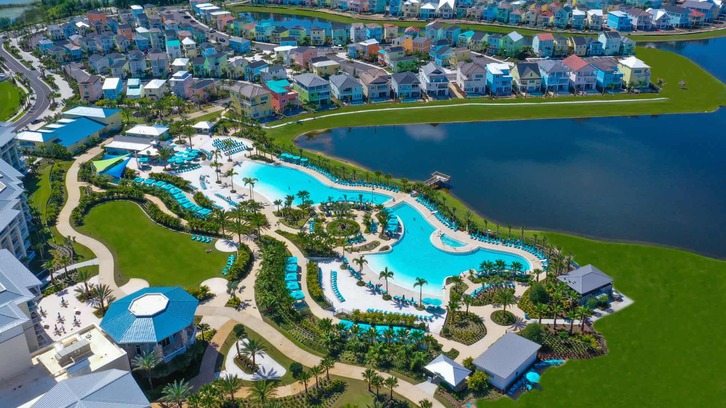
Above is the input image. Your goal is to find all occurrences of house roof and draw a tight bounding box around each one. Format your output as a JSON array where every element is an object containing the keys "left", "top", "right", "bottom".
[
  {"left": 294, "top": 73, "right": 328, "bottom": 87},
  {"left": 424, "top": 354, "right": 471, "bottom": 388},
  {"left": 514, "top": 62, "right": 541, "bottom": 78},
  {"left": 536, "top": 33, "right": 554, "bottom": 41},
  {"left": 537, "top": 59, "right": 570, "bottom": 74},
  {"left": 100, "top": 287, "right": 198, "bottom": 344},
  {"left": 392, "top": 71, "right": 420, "bottom": 85},
  {"left": 457, "top": 61, "right": 486, "bottom": 77},
  {"left": 506, "top": 31, "right": 524, "bottom": 42},
  {"left": 473, "top": 333, "right": 541, "bottom": 379},
  {"left": 265, "top": 79, "right": 293, "bottom": 94},
  {"left": 32, "top": 369, "right": 150, "bottom": 408},
  {"left": 230, "top": 81, "right": 271, "bottom": 98},
  {"left": 102, "top": 78, "right": 121, "bottom": 90},
  {"left": 562, "top": 54, "right": 590, "bottom": 71},
  {"left": 557, "top": 264, "right": 613, "bottom": 294},
  {"left": 126, "top": 124, "right": 169, "bottom": 137},
  {"left": 64, "top": 106, "right": 119, "bottom": 119},
  {"left": 421, "top": 61, "right": 445, "bottom": 76},
  {"left": 619, "top": 56, "right": 650, "bottom": 69},
  {"left": 330, "top": 73, "right": 362, "bottom": 91},
  {"left": 486, "top": 62, "right": 511, "bottom": 75},
  {"left": 586, "top": 56, "right": 619, "bottom": 71},
  {"left": 0, "top": 249, "right": 40, "bottom": 342}
]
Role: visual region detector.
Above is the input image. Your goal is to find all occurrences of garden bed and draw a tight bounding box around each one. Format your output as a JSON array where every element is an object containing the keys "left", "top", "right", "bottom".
[
  {"left": 490, "top": 310, "right": 517, "bottom": 326},
  {"left": 539, "top": 330, "right": 608, "bottom": 360},
  {"left": 440, "top": 312, "right": 487, "bottom": 345},
  {"left": 326, "top": 218, "right": 360, "bottom": 237}
]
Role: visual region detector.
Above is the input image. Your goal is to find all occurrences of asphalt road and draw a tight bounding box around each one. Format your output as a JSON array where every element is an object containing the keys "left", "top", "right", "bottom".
[{"left": 0, "top": 46, "right": 52, "bottom": 131}]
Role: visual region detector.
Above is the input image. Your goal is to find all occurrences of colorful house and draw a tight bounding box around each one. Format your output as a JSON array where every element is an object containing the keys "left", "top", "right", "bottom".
[
  {"left": 485, "top": 62, "right": 513, "bottom": 96},
  {"left": 419, "top": 62, "right": 449, "bottom": 98},
  {"left": 562, "top": 55, "right": 597, "bottom": 93},
  {"left": 587, "top": 9, "right": 604, "bottom": 30},
  {"left": 532, "top": 33, "right": 555, "bottom": 57},
  {"left": 499, "top": 31, "right": 524, "bottom": 57},
  {"left": 599, "top": 32, "right": 623, "bottom": 56},
  {"left": 229, "top": 81, "right": 274, "bottom": 119},
  {"left": 229, "top": 36, "right": 251, "bottom": 53},
  {"left": 310, "top": 26, "right": 327, "bottom": 45},
  {"left": 537, "top": 59, "right": 570, "bottom": 93},
  {"left": 102, "top": 77, "right": 123, "bottom": 100},
  {"left": 293, "top": 73, "right": 331, "bottom": 106},
  {"left": 330, "top": 73, "right": 364, "bottom": 103},
  {"left": 358, "top": 71, "right": 390, "bottom": 102},
  {"left": 264, "top": 79, "right": 299, "bottom": 112},
  {"left": 311, "top": 59, "right": 340, "bottom": 78},
  {"left": 618, "top": 56, "right": 651, "bottom": 89},
  {"left": 391, "top": 71, "right": 421, "bottom": 100},
  {"left": 365, "top": 23, "right": 383, "bottom": 41},
  {"left": 456, "top": 61, "right": 486, "bottom": 97},
  {"left": 586, "top": 57, "right": 623, "bottom": 91},
  {"left": 512, "top": 62, "right": 542, "bottom": 94},
  {"left": 607, "top": 11, "right": 633, "bottom": 31}
]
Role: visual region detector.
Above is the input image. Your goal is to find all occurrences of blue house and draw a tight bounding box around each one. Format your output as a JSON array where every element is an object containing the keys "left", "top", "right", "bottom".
[
  {"left": 331, "top": 24, "right": 349, "bottom": 45},
  {"left": 444, "top": 26, "right": 461, "bottom": 46},
  {"left": 588, "top": 57, "right": 623, "bottom": 92},
  {"left": 607, "top": 11, "right": 633, "bottom": 31},
  {"left": 63, "top": 44, "right": 83, "bottom": 60},
  {"left": 585, "top": 37, "right": 605, "bottom": 56},
  {"left": 102, "top": 77, "right": 123, "bottom": 100},
  {"left": 598, "top": 32, "right": 623, "bottom": 56},
  {"left": 389, "top": 0, "right": 401, "bottom": 16},
  {"left": 38, "top": 38, "right": 55, "bottom": 52},
  {"left": 430, "top": 46, "right": 452, "bottom": 67},
  {"left": 537, "top": 59, "right": 571, "bottom": 93},
  {"left": 487, "top": 33, "right": 501, "bottom": 55},
  {"left": 230, "top": 36, "right": 251, "bottom": 53},
  {"left": 482, "top": 3, "right": 497, "bottom": 21},
  {"left": 134, "top": 35, "right": 150, "bottom": 51},
  {"left": 365, "top": 23, "right": 383, "bottom": 42},
  {"left": 245, "top": 60, "right": 268, "bottom": 81},
  {"left": 485, "top": 62, "right": 513, "bottom": 96}
]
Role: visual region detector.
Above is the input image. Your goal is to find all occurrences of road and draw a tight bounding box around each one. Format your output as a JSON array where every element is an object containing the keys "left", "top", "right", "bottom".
[{"left": 0, "top": 44, "right": 52, "bottom": 131}]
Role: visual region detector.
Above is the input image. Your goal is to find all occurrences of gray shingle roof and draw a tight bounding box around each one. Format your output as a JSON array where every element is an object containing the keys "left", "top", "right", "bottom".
[
  {"left": 330, "top": 73, "right": 362, "bottom": 91},
  {"left": 32, "top": 369, "right": 150, "bottom": 408},
  {"left": 0, "top": 249, "right": 40, "bottom": 341},
  {"left": 473, "top": 333, "right": 541, "bottom": 379},
  {"left": 230, "top": 81, "right": 271, "bottom": 98},
  {"left": 294, "top": 73, "right": 328, "bottom": 88},
  {"left": 392, "top": 71, "right": 420, "bottom": 85},
  {"left": 557, "top": 264, "right": 613, "bottom": 295},
  {"left": 514, "top": 62, "right": 541, "bottom": 79}
]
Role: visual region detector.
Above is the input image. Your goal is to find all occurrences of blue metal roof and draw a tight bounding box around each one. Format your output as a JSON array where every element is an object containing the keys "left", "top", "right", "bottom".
[
  {"left": 50, "top": 117, "right": 107, "bottom": 147},
  {"left": 100, "top": 287, "right": 198, "bottom": 344}
]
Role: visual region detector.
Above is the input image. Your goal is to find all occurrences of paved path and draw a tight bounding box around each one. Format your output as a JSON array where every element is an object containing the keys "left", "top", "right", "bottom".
[
  {"left": 264, "top": 97, "right": 669, "bottom": 129},
  {"left": 41, "top": 258, "right": 99, "bottom": 284},
  {"left": 0, "top": 43, "right": 52, "bottom": 130}
]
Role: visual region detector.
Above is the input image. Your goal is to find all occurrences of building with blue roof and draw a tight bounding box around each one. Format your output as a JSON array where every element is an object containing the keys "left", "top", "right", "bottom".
[
  {"left": 100, "top": 287, "right": 198, "bottom": 363},
  {"left": 16, "top": 107, "right": 121, "bottom": 153}
]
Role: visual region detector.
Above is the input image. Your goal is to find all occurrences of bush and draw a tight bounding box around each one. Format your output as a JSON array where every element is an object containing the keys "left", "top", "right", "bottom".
[
  {"left": 306, "top": 260, "right": 331, "bottom": 307},
  {"left": 188, "top": 285, "right": 214, "bottom": 301},
  {"left": 519, "top": 322, "right": 546, "bottom": 343},
  {"left": 226, "top": 243, "right": 253, "bottom": 281},
  {"left": 289, "top": 362, "right": 304, "bottom": 379},
  {"left": 463, "top": 356, "right": 475, "bottom": 371},
  {"left": 529, "top": 282, "right": 549, "bottom": 304},
  {"left": 491, "top": 310, "right": 517, "bottom": 326},
  {"left": 148, "top": 172, "right": 193, "bottom": 191},
  {"left": 193, "top": 192, "right": 214, "bottom": 208},
  {"left": 467, "top": 370, "right": 489, "bottom": 393}
]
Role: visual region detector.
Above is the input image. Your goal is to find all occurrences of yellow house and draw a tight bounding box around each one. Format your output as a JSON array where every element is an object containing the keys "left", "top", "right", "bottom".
[
  {"left": 617, "top": 56, "right": 651, "bottom": 89},
  {"left": 229, "top": 81, "right": 274, "bottom": 119},
  {"left": 311, "top": 60, "right": 340, "bottom": 79}
]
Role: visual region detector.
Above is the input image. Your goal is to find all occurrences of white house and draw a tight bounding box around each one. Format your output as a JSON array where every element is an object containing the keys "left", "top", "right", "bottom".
[
  {"left": 473, "top": 333, "right": 541, "bottom": 390},
  {"left": 456, "top": 61, "right": 486, "bottom": 97},
  {"left": 144, "top": 79, "right": 168, "bottom": 99}
]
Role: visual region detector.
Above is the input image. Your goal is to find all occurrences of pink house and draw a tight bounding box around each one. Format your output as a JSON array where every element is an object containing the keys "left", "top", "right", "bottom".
[
  {"left": 217, "top": 14, "right": 235, "bottom": 31},
  {"left": 290, "top": 47, "right": 317, "bottom": 69}
]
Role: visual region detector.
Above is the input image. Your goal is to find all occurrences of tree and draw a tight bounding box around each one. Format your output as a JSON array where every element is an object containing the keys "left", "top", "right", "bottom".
[
  {"left": 216, "top": 373, "right": 242, "bottom": 403},
  {"left": 157, "top": 146, "right": 174, "bottom": 169},
  {"left": 131, "top": 351, "right": 160, "bottom": 391},
  {"left": 371, "top": 374, "right": 384, "bottom": 398},
  {"left": 214, "top": 209, "right": 231, "bottom": 235},
  {"left": 92, "top": 284, "right": 115, "bottom": 314},
  {"left": 463, "top": 295, "right": 473, "bottom": 315},
  {"left": 534, "top": 302, "right": 549, "bottom": 324},
  {"left": 298, "top": 370, "right": 311, "bottom": 393},
  {"left": 273, "top": 199, "right": 283, "bottom": 212},
  {"left": 414, "top": 277, "right": 428, "bottom": 307},
  {"left": 576, "top": 305, "right": 593, "bottom": 331},
  {"left": 352, "top": 255, "right": 368, "bottom": 273},
  {"left": 379, "top": 267, "right": 394, "bottom": 293},
  {"left": 243, "top": 177, "right": 258, "bottom": 199},
  {"left": 75, "top": 268, "right": 92, "bottom": 295},
  {"left": 196, "top": 322, "right": 210, "bottom": 341},
  {"left": 384, "top": 376, "right": 398, "bottom": 400},
  {"left": 419, "top": 399, "right": 434, "bottom": 408},
  {"left": 321, "top": 356, "right": 335, "bottom": 380},
  {"left": 551, "top": 303, "right": 564, "bottom": 329},
  {"left": 241, "top": 337, "right": 266, "bottom": 368},
  {"left": 467, "top": 370, "right": 489, "bottom": 393},
  {"left": 232, "top": 324, "right": 246, "bottom": 358},
  {"left": 250, "top": 379, "right": 277, "bottom": 404},
  {"left": 528, "top": 282, "right": 549, "bottom": 304},
  {"left": 519, "top": 322, "right": 546, "bottom": 343},
  {"left": 161, "top": 379, "right": 192, "bottom": 408},
  {"left": 225, "top": 168, "right": 239, "bottom": 193},
  {"left": 309, "top": 365, "right": 323, "bottom": 388},
  {"left": 496, "top": 289, "right": 516, "bottom": 313},
  {"left": 362, "top": 368, "right": 377, "bottom": 392}
]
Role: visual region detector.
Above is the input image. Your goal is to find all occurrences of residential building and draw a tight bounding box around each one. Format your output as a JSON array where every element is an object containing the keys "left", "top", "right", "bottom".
[
  {"left": 166, "top": 39, "right": 182, "bottom": 60},
  {"left": 499, "top": 31, "right": 524, "bottom": 57},
  {"left": 350, "top": 22, "right": 366, "bottom": 42},
  {"left": 100, "top": 287, "right": 198, "bottom": 363},
  {"left": 230, "top": 36, "right": 251, "bottom": 53},
  {"left": 31, "top": 369, "right": 150, "bottom": 408},
  {"left": 572, "top": 9, "right": 587, "bottom": 30},
  {"left": 485, "top": 62, "right": 513, "bottom": 96},
  {"left": 144, "top": 79, "right": 168, "bottom": 99},
  {"left": 456, "top": 61, "right": 486, "bottom": 97},
  {"left": 310, "top": 26, "right": 327, "bottom": 45},
  {"left": 89, "top": 54, "right": 110, "bottom": 74},
  {"left": 390, "top": 71, "right": 421, "bottom": 100},
  {"left": 169, "top": 70, "right": 193, "bottom": 98},
  {"left": 558, "top": 264, "right": 614, "bottom": 302},
  {"left": 229, "top": 81, "right": 274, "bottom": 119},
  {"left": 0, "top": 123, "right": 25, "bottom": 171},
  {"left": 587, "top": 9, "right": 604, "bottom": 30},
  {"left": 624, "top": 8, "right": 653, "bottom": 31},
  {"left": 618, "top": 56, "right": 651, "bottom": 89},
  {"left": 562, "top": 54, "right": 597, "bottom": 92},
  {"left": 293, "top": 73, "right": 331, "bottom": 106},
  {"left": 412, "top": 36, "right": 432, "bottom": 54},
  {"left": 662, "top": 5, "right": 691, "bottom": 28},
  {"left": 683, "top": 0, "right": 718, "bottom": 22},
  {"left": 537, "top": 59, "right": 571, "bottom": 93},
  {"left": 423, "top": 354, "right": 471, "bottom": 392},
  {"left": 147, "top": 51, "right": 169, "bottom": 77},
  {"left": 473, "top": 333, "right": 541, "bottom": 390},
  {"left": 599, "top": 32, "right": 623, "bottom": 56},
  {"left": 419, "top": 62, "right": 449, "bottom": 98},
  {"left": 358, "top": 71, "right": 390, "bottom": 102},
  {"left": 102, "top": 77, "right": 123, "bottom": 100},
  {"left": 329, "top": 73, "right": 364, "bottom": 103},
  {"left": 311, "top": 59, "right": 341, "bottom": 78},
  {"left": 126, "top": 78, "right": 144, "bottom": 99},
  {"left": 587, "top": 57, "right": 623, "bottom": 91},
  {"left": 532, "top": 33, "right": 555, "bottom": 57},
  {"left": 79, "top": 74, "right": 103, "bottom": 102},
  {"left": 512, "top": 62, "right": 542, "bottom": 94},
  {"left": 290, "top": 47, "right": 317, "bottom": 69},
  {"left": 264, "top": 79, "right": 299, "bottom": 112}
]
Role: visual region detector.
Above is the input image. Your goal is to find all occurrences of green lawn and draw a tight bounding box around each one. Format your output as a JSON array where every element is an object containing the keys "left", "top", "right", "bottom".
[
  {"left": 477, "top": 233, "right": 725, "bottom": 407},
  {"left": 27, "top": 161, "right": 72, "bottom": 220},
  {"left": 0, "top": 81, "right": 22, "bottom": 121},
  {"left": 77, "top": 200, "right": 228, "bottom": 288}
]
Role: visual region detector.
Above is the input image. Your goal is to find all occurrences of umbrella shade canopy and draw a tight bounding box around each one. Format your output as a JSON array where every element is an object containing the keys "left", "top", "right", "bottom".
[
  {"left": 526, "top": 371, "right": 541, "bottom": 383},
  {"left": 285, "top": 273, "right": 298, "bottom": 281},
  {"left": 290, "top": 290, "right": 305, "bottom": 300},
  {"left": 193, "top": 121, "right": 214, "bottom": 130},
  {"left": 422, "top": 297, "right": 442, "bottom": 306},
  {"left": 285, "top": 264, "right": 298, "bottom": 272},
  {"left": 286, "top": 281, "right": 300, "bottom": 290}
]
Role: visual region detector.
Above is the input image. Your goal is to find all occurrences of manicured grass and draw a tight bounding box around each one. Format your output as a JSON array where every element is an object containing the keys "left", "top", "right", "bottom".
[
  {"left": 77, "top": 200, "right": 228, "bottom": 288},
  {"left": 630, "top": 28, "right": 726, "bottom": 42},
  {"left": 191, "top": 109, "right": 223, "bottom": 123},
  {"left": 0, "top": 81, "right": 22, "bottom": 121},
  {"left": 478, "top": 233, "right": 724, "bottom": 407},
  {"left": 27, "top": 161, "right": 72, "bottom": 220}
]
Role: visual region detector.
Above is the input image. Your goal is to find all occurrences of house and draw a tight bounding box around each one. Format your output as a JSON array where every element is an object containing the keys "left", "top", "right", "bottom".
[
  {"left": 264, "top": 79, "right": 299, "bottom": 112},
  {"left": 31, "top": 369, "right": 150, "bottom": 408},
  {"left": 537, "top": 59, "right": 570, "bottom": 93},
  {"left": 89, "top": 54, "right": 109, "bottom": 73},
  {"left": 147, "top": 51, "right": 169, "bottom": 77},
  {"left": 229, "top": 81, "right": 274, "bottom": 119},
  {"left": 624, "top": 8, "right": 653, "bottom": 31},
  {"left": 310, "top": 26, "right": 327, "bottom": 45},
  {"left": 293, "top": 73, "right": 331, "bottom": 106},
  {"left": 662, "top": 5, "right": 691, "bottom": 28},
  {"left": 599, "top": 32, "right": 623, "bottom": 56},
  {"left": 330, "top": 73, "right": 364, "bottom": 103},
  {"left": 620, "top": 37, "right": 636, "bottom": 55},
  {"left": 169, "top": 70, "right": 193, "bottom": 98},
  {"left": 425, "top": 21, "right": 445, "bottom": 41},
  {"left": 587, "top": 57, "right": 623, "bottom": 91},
  {"left": 562, "top": 55, "right": 597, "bottom": 93},
  {"left": 245, "top": 60, "right": 267, "bottom": 81},
  {"left": 647, "top": 8, "right": 670, "bottom": 30},
  {"left": 311, "top": 59, "right": 340, "bottom": 78},
  {"left": 473, "top": 333, "right": 541, "bottom": 390},
  {"left": 468, "top": 32, "right": 488, "bottom": 52},
  {"left": 17, "top": 108, "right": 115, "bottom": 152},
  {"left": 144, "top": 79, "right": 168, "bottom": 99},
  {"left": 402, "top": 0, "right": 421, "bottom": 18},
  {"left": 126, "top": 78, "right": 144, "bottom": 99},
  {"left": 331, "top": 23, "right": 349, "bottom": 45},
  {"left": 554, "top": 7, "right": 570, "bottom": 28},
  {"left": 430, "top": 45, "right": 453, "bottom": 67},
  {"left": 618, "top": 56, "right": 651, "bottom": 89},
  {"left": 100, "top": 287, "right": 198, "bottom": 363},
  {"left": 171, "top": 57, "right": 190, "bottom": 73},
  {"left": 586, "top": 36, "right": 605, "bottom": 56},
  {"left": 419, "top": 62, "right": 449, "bottom": 98},
  {"left": 358, "top": 71, "right": 390, "bottom": 102},
  {"left": 191, "top": 78, "right": 216, "bottom": 102},
  {"left": 485, "top": 62, "right": 513, "bottom": 96},
  {"left": 391, "top": 71, "right": 421, "bottom": 100},
  {"left": 688, "top": 9, "right": 706, "bottom": 27},
  {"left": 79, "top": 74, "right": 103, "bottom": 102},
  {"left": 571, "top": 9, "right": 587, "bottom": 30},
  {"left": 457, "top": 30, "right": 475, "bottom": 48},
  {"left": 102, "top": 77, "right": 124, "bottom": 100},
  {"left": 456, "top": 61, "right": 486, "bottom": 97},
  {"left": 290, "top": 47, "right": 317, "bottom": 69},
  {"left": 412, "top": 36, "right": 432, "bottom": 54},
  {"left": 350, "top": 22, "right": 366, "bottom": 42},
  {"left": 607, "top": 10, "right": 632, "bottom": 31},
  {"left": 424, "top": 354, "right": 471, "bottom": 392},
  {"left": 182, "top": 37, "right": 198, "bottom": 58},
  {"left": 443, "top": 25, "right": 461, "bottom": 45},
  {"left": 512, "top": 62, "right": 542, "bottom": 94},
  {"left": 553, "top": 34, "right": 569, "bottom": 57},
  {"left": 496, "top": 2, "right": 511, "bottom": 23},
  {"left": 532, "top": 33, "right": 555, "bottom": 57},
  {"left": 587, "top": 9, "right": 604, "bottom": 30},
  {"left": 366, "top": 23, "right": 383, "bottom": 41},
  {"left": 384, "top": 24, "right": 399, "bottom": 42},
  {"left": 683, "top": 0, "right": 718, "bottom": 22},
  {"left": 557, "top": 264, "right": 614, "bottom": 301},
  {"left": 486, "top": 33, "right": 501, "bottom": 55},
  {"left": 569, "top": 36, "right": 588, "bottom": 57},
  {"left": 260, "top": 65, "right": 286, "bottom": 82},
  {"left": 509, "top": 8, "right": 523, "bottom": 25}
]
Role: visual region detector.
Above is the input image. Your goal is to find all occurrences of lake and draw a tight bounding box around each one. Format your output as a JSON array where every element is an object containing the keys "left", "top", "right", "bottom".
[
  {"left": 0, "top": 0, "right": 36, "bottom": 20},
  {"left": 297, "top": 39, "right": 726, "bottom": 259}
]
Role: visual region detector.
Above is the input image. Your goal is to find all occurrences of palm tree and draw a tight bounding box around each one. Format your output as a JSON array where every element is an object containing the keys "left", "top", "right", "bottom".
[
  {"left": 551, "top": 303, "right": 564, "bottom": 329},
  {"left": 463, "top": 295, "right": 473, "bottom": 315},
  {"left": 309, "top": 365, "right": 323, "bottom": 388},
  {"left": 92, "top": 284, "right": 115, "bottom": 314},
  {"left": 250, "top": 379, "right": 277, "bottom": 404},
  {"left": 384, "top": 376, "right": 398, "bottom": 400},
  {"left": 243, "top": 177, "right": 258, "bottom": 199},
  {"left": 196, "top": 322, "right": 210, "bottom": 341},
  {"left": 496, "top": 289, "right": 516, "bottom": 313},
  {"left": 161, "top": 379, "right": 192, "bottom": 408},
  {"left": 214, "top": 209, "right": 231, "bottom": 235},
  {"left": 157, "top": 146, "right": 174, "bottom": 169},
  {"left": 371, "top": 374, "right": 384, "bottom": 398},
  {"left": 567, "top": 310, "right": 577, "bottom": 334},
  {"left": 225, "top": 168, "right": 239, "bottom": 193},
  {"left": 320, "top": 356, "right": 335, "bottom": 380},
  {"left": 414, "top": 277, "right": 428, "bottom": 307},
  {"left": 352, "top": 255, "right": 368, "bottom": 273},
  {"left": 75, "top": 268, "right": 92, "bottom": 295},
  {"left": 419, "top": 399, "right": 434, "bottom": 408},
  {"left": 535, "top": 302, "right": 549, "bottom": 324},
  {"left": 241, "top": 337, "right": 266, "bottom": 368},
  {"left": 298, "top": 370, "right": 311, "bottom": 393},
  {"left": 216, "top": 373, "right": 242, "bottom": 403},
  {"left": 379, "top": 267, "right": 394, "bottom": 293},
  {"left": 273, "top": 199, "right": 282, "bottom": 212},
  {"left": 131, "top": 351, "right": 160, "bottom": 391},
  {"left": 576, "top": 306, "right": 593, "bottom": 331},
  {"left": 232, "top": 324, "right": 246, "bottom": 358},
  {"left": 362, "top": 368, "right": 377, "bottom": 392}
]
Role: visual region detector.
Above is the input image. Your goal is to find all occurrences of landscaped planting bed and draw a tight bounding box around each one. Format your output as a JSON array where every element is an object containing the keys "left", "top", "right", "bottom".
[
  {"left": 490, "top": 310, "right": 517, "bottom": 326},
  {"left": 440, "top": 312, "right": 487, "bottom": 345},
  {"left": 539, "top": 331, "right": 607, "bottom": 360},
  {"left": 326, "top": 218, "right": 360, "bottom": 237}
]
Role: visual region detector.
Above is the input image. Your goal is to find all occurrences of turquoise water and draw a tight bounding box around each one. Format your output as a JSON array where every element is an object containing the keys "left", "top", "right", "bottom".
[
  {"left": 366, "top": 203, "right": 530, "bottom": 295},
  {"left": 234, "top": 160, "right": 392, "bottom": 205},
  {"left": 440, "top": 234, "right": 467, "bottom": 248}
]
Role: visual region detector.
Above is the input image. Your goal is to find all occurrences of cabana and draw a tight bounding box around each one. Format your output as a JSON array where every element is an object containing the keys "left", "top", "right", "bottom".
[{"left": 192, "top": 121, "right": 214, "bottom": 134}]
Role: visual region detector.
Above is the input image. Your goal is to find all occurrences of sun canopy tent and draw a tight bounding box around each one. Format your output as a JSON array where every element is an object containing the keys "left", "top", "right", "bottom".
[{"left": 93, "top": 154, "right": 130, "bottom": 172}]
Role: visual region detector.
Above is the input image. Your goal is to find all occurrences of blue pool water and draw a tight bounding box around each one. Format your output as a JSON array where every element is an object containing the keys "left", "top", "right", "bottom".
[
  {"left": 366, "top": 203, "right": 530, "bottom": 295},
  {"left": 235, "top": 161, "right": 392, "bottom": 205},
  {"left": 440, "top": 234, "right": 467, "bottom": 248}
]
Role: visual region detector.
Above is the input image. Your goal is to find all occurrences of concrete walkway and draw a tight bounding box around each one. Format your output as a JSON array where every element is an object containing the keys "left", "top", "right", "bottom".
[{"left": 40, "top": 258, "right": 99, "bottom": 284}]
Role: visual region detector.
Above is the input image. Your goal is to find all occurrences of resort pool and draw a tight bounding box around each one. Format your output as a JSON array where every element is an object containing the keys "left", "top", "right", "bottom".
[
  {"left": 440, "top": 234, "right": 467, "bottom": 248},
  {"left": 366, "top": 203, "right": 530, "bottom": 295},
  {"left": 235, "top": 161, "right": 392, "bottom": 205}
]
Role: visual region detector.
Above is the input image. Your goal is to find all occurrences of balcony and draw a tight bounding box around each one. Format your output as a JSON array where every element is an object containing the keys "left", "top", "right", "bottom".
[{"left": 162, "top": 344, "right": 187, "bottom": 362}]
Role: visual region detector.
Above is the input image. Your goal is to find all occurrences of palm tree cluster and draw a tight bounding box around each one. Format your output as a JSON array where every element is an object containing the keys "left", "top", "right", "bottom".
[
  {"left": 185, "top": 374, "right": 279, "bottom": 408},
  {"left": 362, "top": 369, "right": 401, "bottom": 403},
  {"left": 528, "top": 279, "right": 593, "bottom": 333}
]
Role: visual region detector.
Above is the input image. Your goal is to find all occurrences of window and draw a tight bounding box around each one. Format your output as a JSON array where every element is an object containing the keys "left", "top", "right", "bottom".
[
  {"left": 135, "top": 345, "right": 142, "bottom": 355},
  {"left": 159, "top": 337, "right": 171, "bottom": 347}
]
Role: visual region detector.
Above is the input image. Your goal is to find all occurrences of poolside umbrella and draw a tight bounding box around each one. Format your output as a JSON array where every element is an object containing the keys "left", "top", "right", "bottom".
[
  {"left": 285, "top": 273, "right": 298, "bottom": 281},
  {"left": 422, "top": 297, "right": 442, "bottom": 307},
  {"left": 285, "top": 264, "right": 298, "bottom": 272},
  {"left": 286, "top": 281, "right": 300, "bottom": 290},
  {"left": 526, "top": 372, "right": 541, "bottom": 383}
]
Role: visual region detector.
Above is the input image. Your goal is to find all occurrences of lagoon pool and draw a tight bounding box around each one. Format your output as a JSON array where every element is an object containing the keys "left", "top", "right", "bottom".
[
  {"left": 235, "top": 161, "right": 392, "bottom": 205},
  {"left": 366, "top": 203, "right": 530, "bottom": 295},
  {"left": 440, "top": 234, "right": 467, "bottom": 248}
]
